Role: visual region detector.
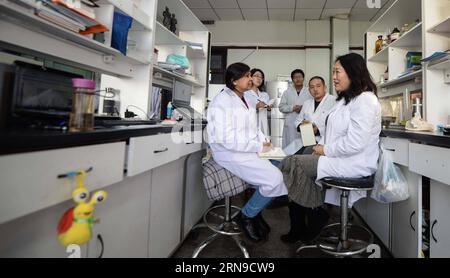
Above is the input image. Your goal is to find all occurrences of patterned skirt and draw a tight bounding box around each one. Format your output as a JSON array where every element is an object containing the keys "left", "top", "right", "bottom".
[{"left": 279, "top": 154, "right": 325, "bottom": 208}]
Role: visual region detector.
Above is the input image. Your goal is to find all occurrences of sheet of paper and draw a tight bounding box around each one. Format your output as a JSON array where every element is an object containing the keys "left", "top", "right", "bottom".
[
  {"left": 258, "top": 147, "right": 286, "bottom": 160},
  {"left": 300, "top": 122, "right": 316, "bottom": 147}
]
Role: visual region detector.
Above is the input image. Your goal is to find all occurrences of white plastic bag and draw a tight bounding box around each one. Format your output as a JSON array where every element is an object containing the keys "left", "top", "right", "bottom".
[{"left": 371, "top": 144, "right": 410, "bottom": 203}]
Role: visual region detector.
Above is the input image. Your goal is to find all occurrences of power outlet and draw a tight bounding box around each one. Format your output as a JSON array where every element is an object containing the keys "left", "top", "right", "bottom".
[{"left": 444, "top": 70, "right": 450, "bottom": 84}]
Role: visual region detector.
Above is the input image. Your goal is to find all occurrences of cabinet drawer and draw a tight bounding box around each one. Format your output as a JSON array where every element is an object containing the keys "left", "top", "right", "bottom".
[
  {"left": 0, "top": 142, "right": 126, "bottom": 225},
  {"left": 409, "top": 143, "right": 450, "bottom": 185},
  {"left": 179, "top": 130, "right": 203, "bottom": 158},
  {"left": 127, "top": 133, "right": 180, "bottom": 176},
  {"left": 380, "top": 137, "right": 409, "bottom": 167}
]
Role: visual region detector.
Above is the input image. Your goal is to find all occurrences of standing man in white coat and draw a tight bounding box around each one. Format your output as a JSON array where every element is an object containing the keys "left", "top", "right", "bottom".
[
  {"left": 294, "top": 76, "right": 336, "bottom": 152},
  {"left": 207, "top": 63, "right": 288, "bottom": 242},
  {"left": 279, "top": 69, "right": 313, "bottom": 149},
  {"left": 280, "top": 53, "right": 381, "bottom": 244}
]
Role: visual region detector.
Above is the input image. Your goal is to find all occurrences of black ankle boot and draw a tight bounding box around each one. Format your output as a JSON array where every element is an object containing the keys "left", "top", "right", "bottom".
[
  {"left": 304, "top": 207, "right": 330, "bottom": 242},
  {"left": 280, "top": 202, "right": 308, "bottom": 243},
  {"left": 256, "top": 212, "right": 271, "bottom": 237},
  {"left": 235, "top": 212, "right": 263, "bottom": 242}
]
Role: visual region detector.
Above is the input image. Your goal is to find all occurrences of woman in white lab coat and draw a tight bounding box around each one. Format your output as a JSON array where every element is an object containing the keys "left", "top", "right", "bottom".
[
  {"left": 294, "top": 76, "right": 336, "bottom": 151},
  {"left": 244, "top": 68, "right": 272, "bottom": 137},
  {"left": 279, "top": 69, "right": 313, "bottom": 149},
  {"left": 280, "top": 53, "right": 381, "bottom": 243},
  {"left": 207, "top": 63, "right": 288, "bottom": 242}
]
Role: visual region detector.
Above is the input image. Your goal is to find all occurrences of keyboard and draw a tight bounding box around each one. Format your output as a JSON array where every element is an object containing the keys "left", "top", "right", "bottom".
[{"left": 96, "top": 119, "right": 159, "bottom": 127}]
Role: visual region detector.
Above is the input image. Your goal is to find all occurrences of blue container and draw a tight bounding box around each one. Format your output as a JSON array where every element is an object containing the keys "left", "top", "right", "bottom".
[{"left": 111, "top": 12, "right": 133, "bottom": 55}]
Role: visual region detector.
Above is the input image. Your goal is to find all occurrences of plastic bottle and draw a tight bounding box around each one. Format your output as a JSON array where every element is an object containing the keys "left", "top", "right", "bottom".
[
  {"left": 69, "top": 78, "right": 96, "bottom": 132},
  {"left": 166, "top": 101, "right": 173, "bottom": 119}
]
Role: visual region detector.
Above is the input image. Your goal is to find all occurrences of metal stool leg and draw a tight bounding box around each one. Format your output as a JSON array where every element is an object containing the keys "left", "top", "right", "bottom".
[
  {"left": 192, "top": 196, "right": 250, "bottom": 258},
  {"left": 192, "top": 232, "right": 220, "bottom": 258},
  {"left": 232, "top": 235, "right": 250, "bottom": 258},
  {"left": 297, "top": 189, "right": 373, "bottom": 257}
]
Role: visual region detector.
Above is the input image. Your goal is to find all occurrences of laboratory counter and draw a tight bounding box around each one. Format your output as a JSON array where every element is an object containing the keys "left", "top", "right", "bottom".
[
  {"left": 381, "top": 128, "right": 450, "bottom": 149},
  {"left": 0, "top": 123, "right": 205, "bottom": 155}
]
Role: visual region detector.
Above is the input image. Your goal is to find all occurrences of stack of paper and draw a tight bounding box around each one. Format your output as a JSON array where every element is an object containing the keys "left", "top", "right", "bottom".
[
  {"left": 35, "top": 0, "right": 108, "bottom": 34},
  {"left": 36, "top": 3, "right": 87, "bottom": 32}
]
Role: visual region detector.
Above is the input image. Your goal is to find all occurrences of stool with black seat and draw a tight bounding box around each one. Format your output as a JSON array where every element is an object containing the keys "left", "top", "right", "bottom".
[
  {"left": 191, "top": 158, "right": 250, "bottom": 258},
  {"left": 297, "top": 175, "right": 375, "bottom": 257}
]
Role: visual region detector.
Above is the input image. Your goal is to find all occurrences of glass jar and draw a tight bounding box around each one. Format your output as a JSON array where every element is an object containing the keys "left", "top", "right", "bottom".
[{"left": 69, "top": 78, "right": 96, "bottom": 132}]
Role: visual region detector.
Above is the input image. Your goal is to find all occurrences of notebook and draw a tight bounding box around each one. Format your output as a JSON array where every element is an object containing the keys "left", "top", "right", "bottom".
[
  {"left": 299, "top": 122, "right": 317, "bottom": 147},
  {"left": 258, "top": 147, "right": 286, "bottom": 160}
]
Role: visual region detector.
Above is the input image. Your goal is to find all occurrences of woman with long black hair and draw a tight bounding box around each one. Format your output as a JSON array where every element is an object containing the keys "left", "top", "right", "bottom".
[{"left": 280, "top": 53, "right": 381, "bottom": 243}]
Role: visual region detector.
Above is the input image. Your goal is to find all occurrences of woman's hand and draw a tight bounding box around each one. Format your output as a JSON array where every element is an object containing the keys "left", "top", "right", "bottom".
[
  {"left": 267, "top": 104, "right": 273, "bottom": 111},
  {"left": 262, "top": 142, "right": 273, "bottom": 153},
  {"left": 313, "top": 144, "right": 325, "bottom": 156},
  {"left": 256, "top": 101, "right": 267, "bottom": 110}
]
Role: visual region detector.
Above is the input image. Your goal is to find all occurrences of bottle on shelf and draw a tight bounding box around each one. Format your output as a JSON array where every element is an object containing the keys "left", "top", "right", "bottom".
[
  {"left": 166, "top": 101, "right": 173, "bottom": 119},
  {"left": 375, "top": 35, "right": 384, "bottom": 54},
  {"left": 400, "top": 24, "right": 410, "bottom": 36},
  {"left": 391, "top": 27, "right": 401, "bottom": 42}
]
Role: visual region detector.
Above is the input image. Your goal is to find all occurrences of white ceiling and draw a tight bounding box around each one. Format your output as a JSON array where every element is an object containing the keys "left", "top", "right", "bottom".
[{"left": 182, "top": 0, "right": 395, "bottom": 21}]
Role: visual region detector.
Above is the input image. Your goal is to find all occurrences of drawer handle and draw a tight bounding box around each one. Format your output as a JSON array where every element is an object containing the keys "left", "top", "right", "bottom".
[
  {"left": 186, "top": 142, "right": 194, "bottom": 145},
  {"left": 97, "top": 234, "right": 104, "bottom": 258},
  {"left": 154, "top": 147, "right": 169, "bottom": 154},
  {"left": 385, "top": 148, "right": 395, "bottom": 152},
  {"left": 409, "top": 211, "right": 416, "bottom": 232},
  {"left": 57, "top": 167, "right": 93, "bottom": 179},
  {"left": 431, "top": 220, "right": 438, "bottom": 243}
]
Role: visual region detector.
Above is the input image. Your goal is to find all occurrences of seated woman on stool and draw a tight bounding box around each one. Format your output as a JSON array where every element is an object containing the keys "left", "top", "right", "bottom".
[
  {"left": 207, "top": 62, "right": 288, "bottom": 242},
  {"left": 280, "top": 53, "right": 381, "bottom": 243}
]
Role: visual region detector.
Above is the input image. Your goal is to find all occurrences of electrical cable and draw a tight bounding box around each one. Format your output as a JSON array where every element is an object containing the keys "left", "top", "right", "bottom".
[{"left": 126, "top": 105, "right": 153, "bottom": 120}]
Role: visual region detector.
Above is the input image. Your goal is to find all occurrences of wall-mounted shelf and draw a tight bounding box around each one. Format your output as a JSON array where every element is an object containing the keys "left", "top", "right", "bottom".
[
  {"left": 155, "top": 21, "right": 186, "bottom": 45},
  {"left": 153, "top": 65, "right": 204, "bottom": 88},
  {"left": 428, "top": 16, "right": 450, "bottom": 37},
  {"left": 155, "top": 22, "right": 206, "bottom": 59},
  {"left": 367, "top": 0, "right": 422, "bottom": 33},
  {"left": 389, "top": 23, "right": 422, "bottom": 48},
  {"left": 100, "top": 0, "right": 152, "bottom": 31},
  {"left": 0, "top": 2, "right": 150, "bottom": 69},
  {"left": 157, "top": 0, "right": 208, "bottom": 32},
  {"left": 369, "top": 47, "right": 389, "bottom": 62},
  {"left": 379, "top": 70, "right": 422, "bottom": 88},
  {"left": 428, "top": 59, "right": 450, "bottom": 71}
]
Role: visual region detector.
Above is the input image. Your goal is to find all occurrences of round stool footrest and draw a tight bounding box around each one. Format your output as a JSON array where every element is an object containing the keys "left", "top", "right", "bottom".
[
  {"left": 317, "top": 223, "right": 374, "bottom": 257},
  {"left": 203, "top": 204, "right": 242, "bottom": 236}
]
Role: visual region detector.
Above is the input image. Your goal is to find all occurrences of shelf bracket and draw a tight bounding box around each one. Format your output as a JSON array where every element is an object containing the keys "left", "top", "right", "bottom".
[{"left": 103, "top": 55, "right": 115, "bottom": 64}]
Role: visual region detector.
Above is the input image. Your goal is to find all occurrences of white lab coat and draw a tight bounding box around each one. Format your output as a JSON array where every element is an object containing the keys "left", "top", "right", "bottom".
[
  {"left": 294, "top": 93, "right": 337, "bottom": 144},
  {"left": 207, "top": 87, "right": 287, "bottom": 198},
  {"left": 279, "top": 86, "right": 313, "bottom": 148},
  {"left": 244, "top": 89, "right": 270, "bottom": 137},
  {"left": 317, "top": 92, "right": 381, "bottom": 207}
]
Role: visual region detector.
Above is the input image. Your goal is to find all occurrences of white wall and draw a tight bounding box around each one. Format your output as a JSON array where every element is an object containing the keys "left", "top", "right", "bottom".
[
  {"left": 208, "top": 19, "right": 368, "bottom": 90},
  {"left": 227, "top": 48, "right": 306, "bottom": 80},
  {"left": 207, "top": 21, "right": 310, "bottom": 46},
  {"left": 350, "top": 21, "right": 372, "bottom": 47}
]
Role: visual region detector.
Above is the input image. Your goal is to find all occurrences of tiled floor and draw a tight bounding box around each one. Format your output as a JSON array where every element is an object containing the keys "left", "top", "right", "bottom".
[{"left": 172, "top": 194, "right": 392, "bottom": 258}]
